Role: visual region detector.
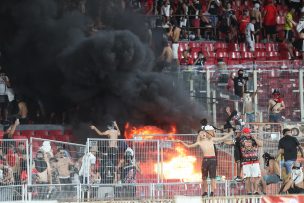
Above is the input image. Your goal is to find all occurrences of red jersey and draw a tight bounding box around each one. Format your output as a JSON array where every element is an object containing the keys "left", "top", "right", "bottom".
[
  {"left": 239, "top": 16, "right": 250, "bottom": 34},
  {"left": 263, "top": 4, "right": 277, "bottom": 26}
]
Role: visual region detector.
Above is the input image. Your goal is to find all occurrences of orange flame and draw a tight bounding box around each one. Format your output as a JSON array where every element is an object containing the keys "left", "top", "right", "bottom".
[
  {"left": 124, "top": 123, "right": 201, "bottom": 182},
  {"left": 124, "top": 122, "right": 177, "bottom": 140}
]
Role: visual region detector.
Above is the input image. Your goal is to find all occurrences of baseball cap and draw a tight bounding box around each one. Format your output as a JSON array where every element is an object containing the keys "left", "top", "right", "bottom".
[{"left": 242, "top": 127, "right": 251, "bottom": 134}]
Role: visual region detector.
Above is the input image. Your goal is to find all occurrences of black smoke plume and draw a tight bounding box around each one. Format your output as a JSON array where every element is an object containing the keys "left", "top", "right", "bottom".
[{"left": 0, "top": 0, "right": 204, "bottom": 141}]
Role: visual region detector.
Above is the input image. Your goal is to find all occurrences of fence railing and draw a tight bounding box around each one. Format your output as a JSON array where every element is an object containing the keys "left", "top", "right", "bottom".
[
  {"left": 0, "top": 135, "right": 300, "bottom": 201},
  {"left": 0, "top": 181, "right": 279, "bottom": 201},
  {"left": 174, "top": 66, "right": 304, "bottom": 125}
]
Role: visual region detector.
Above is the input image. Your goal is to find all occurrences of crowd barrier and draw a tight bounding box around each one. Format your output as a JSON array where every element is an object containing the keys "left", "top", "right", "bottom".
[{"left": 0, "top": 133, "right": 300, "bottom": 201}]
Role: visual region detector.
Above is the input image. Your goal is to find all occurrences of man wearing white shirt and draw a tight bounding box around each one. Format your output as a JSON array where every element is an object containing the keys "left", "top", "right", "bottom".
[
  {"left": 245, "top": 17, "right": 256, "bottom": 52},
  {"left": 0, "top": 66, "right": 10, "bottom": 122}
]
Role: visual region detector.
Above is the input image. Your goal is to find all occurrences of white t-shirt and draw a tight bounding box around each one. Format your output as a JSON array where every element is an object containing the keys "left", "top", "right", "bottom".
[
  {"left": 245, "top": 23, "right": 255, "bottom": 41},
  {"left": 79, "top": 152, "right": 96, "bottom": 178},
  {"left": 161, "top": 5, "right": 170, "bottom": 17}
]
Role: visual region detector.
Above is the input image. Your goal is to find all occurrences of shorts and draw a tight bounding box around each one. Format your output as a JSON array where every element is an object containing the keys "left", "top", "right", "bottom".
[
  {"left": 202, "top": 157, "right": 217, "bottom": 179},
  {"left": 242, "top": 162, "right": 261, "bottom": 178},
  {"left": 263, "top": 174, "right": 280, "bottom": 185},
  {"left": 285, "top": 30, "right": 293, "bottom": 42},
  {"left": 246, "top": 39, "right": 255, "bottom": 52},
  {"left": 107, "top": 147, "right": 118, "bottom": 166},
  {"left": 281, "top": 160, "right": 296, "bottom": 175},
  {"left": 264, "top": 25, "right": 276, "bottom": 35},
  {"left": 269, "top": 113, "right": 282, "bottom": 122},
  {"left": 192, "top": 19, "right": 200, "bottom": 28},
  {"left": 254, "top": 23, "right": 261, "bottom": 34},
  {"left": 234, "top": 147, "right": 241, "bottom": 162},
  {"left": 172, "top": 43, "right": 179, "bottom": 59}
]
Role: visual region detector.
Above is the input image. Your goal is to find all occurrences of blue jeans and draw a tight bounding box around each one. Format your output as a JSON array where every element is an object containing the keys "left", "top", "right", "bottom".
[
  {"left": 269, "top": 113, "right": 282, "bottom": 122},
  {"left": 281, "top": 160, "right": 296, "bottom": 174}
]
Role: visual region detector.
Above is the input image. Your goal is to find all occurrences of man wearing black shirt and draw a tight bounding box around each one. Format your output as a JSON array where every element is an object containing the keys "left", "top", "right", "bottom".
[
  {"left": 233, "top": 69, "right": 248, "bottom": 98},
  {"left": 277, "top": 129, "right": 304, "bottom": 174}
]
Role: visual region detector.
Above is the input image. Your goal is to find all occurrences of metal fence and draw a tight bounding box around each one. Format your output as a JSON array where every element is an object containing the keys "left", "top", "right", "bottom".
[
  {"left": 175, "top": 64, "right": 304, "bottom": 126},
  {"left": 0, "top": 134, "right": 300, "bottom": 201},
  {"left": 29, "top": 137, "right": 86, "bottom": 185},
  {"left": 0, "top": 139, "right": 29, "bottom": 185}
]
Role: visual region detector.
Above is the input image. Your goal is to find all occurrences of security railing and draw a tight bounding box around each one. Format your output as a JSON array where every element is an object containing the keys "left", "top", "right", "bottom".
[
  {"left": 173, "top": 65, "right": 304, "bottom": 125},
  {"left": 0, "top": 135, "right": 299, "bottom": 201}
]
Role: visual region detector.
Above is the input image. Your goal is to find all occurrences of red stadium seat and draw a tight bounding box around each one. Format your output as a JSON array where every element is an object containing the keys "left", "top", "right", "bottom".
[
  {"left": 178, "top": 42, "right": 189, "bottom": 53},
  {"left": 265, "top": 43, "right": 279, "bottom": 52},
  {"left": 240, "top": 52, "right": 254, "bottom": 63},
  {"left": 21, "top": 130, "right": 34, "bottom": 139},
  {"left": 48, "top": 130, "right": 63, "bottom": 136},
  {"left": 190, "top": 50, "right": 199, "bottom": 59},
  {"left": 228, "top": 43, "right": 239, "bottom": 52},
  {"left": 201, "top": 42, "right": 214, "bottom": 52},
  {"left": 188, "top": 42, "right": 201, "bottom": 48},
  {"left": 266, "top": 51, "right": 280, "bottom": 60},
  {"left": 255, "top": 51, "right": 267, "bottom": 61},
  {"left": 214, "top": 42, "right": 228, "bottom": 51},
  {"left": 239, "top": 43, "right": 248, "bottom": 52},
  {"left": 280, "top": 51, "right": 291, "bottom": 60},
  {"left": 216, "top": 50, "right": 229, "bottom": 63},
  {"left": 13, "top": 130, "right": 21, "bottom": 137},
  {"left": 227, "top": 51, "right": 241, "bottom": 65},
  {"left": 35, "top": 130, "right": 48, "bottom": 138},
  {"left": 255, "top": 43, "right": 265, "bottom": 51}
]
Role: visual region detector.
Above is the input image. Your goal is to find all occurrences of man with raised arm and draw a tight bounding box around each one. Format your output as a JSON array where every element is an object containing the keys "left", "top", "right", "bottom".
[
  {"left": 179, "top": 125, "right": 233, "bottom": 197},
  {"left": 90, "top": 121, "right": 121, "bottom": 183}
]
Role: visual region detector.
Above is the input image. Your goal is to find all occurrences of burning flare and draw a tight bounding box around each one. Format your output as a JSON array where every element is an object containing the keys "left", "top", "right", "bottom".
[{"left": 124, "top": 123, "right": 201, "bottom": 182}]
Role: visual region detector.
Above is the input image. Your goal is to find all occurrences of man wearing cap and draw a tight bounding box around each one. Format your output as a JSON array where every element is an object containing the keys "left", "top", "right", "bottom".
[
  {"left": 179, "top": 126, "right": 233, "bottom": 197},
  {"left": 268, "top": 89, "right": 285, "bottom": 122},
  {"left": 277, "top": 128, "right": 304, "bottom": 175},
  {"left": 239, "top": 127, "right": 263, "bottom": 195}
]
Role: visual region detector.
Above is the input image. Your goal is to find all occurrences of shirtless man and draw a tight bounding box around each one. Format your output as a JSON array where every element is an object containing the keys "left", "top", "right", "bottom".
[
  {"left": 179, "top": 125, "right": 233, "bottom": 197},
  {"left": 90, "top": 121, "right": 121, "bottom": 182},
  {"left": 168, "top": 23, "right": 181, "bottom": 66},
  {"left": 158, "top": 42, "right": 173, "bottom": 71},
  {"left": 250, "top": 3, "right": 262, "bottom": 43},
  {"left": 268, "top": 89, "right": 285, "bottom": 122},
  {"left": 243, "top": 88, "right": 259, "bottom": 123},
  {"left": 90, "top": 121, "right": 120, "bottom": 148}
]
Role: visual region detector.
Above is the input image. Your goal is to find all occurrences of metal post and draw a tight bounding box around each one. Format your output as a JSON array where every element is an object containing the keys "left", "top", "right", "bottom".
[
  {"left": 300, "top": 69, "right": 304, "bottom": 122},
  {"left": 87, "top": 138, "right": 90, "bottom": 185},
  {"left": 212, "top": 90, "right": 217, "bottom": 126},
  {"left": 26, "top": 139, "right": 30, "bottom": 185},
  {"left": 77, "top": 183, "right": 80, "bottom": 203},
  {"left": 29, "top": 137, "right": 33, "bottom": 185},
  {"left": 190, "top": 77, "right": 195, "bottom": 101},
  {"left": 157, "top": 140, "right": 160, "bottom": 198},
  {"left": 253, "top": 69, "right": 258, "bottom": 115},
  {"left": 206, "top": 69, "right": 211, "bottom": 117}
]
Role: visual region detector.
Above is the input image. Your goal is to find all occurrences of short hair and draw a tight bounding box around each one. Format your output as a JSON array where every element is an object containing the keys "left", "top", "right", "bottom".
[
  {"left": 282, "top": 128, "right": 291, "bottom": 135},
  {"left": 250, "top": 17, "right": 256, "bottom": 21}
]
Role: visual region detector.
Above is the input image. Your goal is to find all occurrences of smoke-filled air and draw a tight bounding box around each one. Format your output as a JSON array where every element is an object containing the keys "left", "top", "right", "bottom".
[{"left": 0, "top": 0, "right": 204, "bottom": 139}]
